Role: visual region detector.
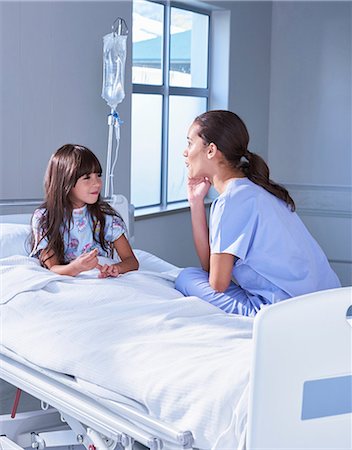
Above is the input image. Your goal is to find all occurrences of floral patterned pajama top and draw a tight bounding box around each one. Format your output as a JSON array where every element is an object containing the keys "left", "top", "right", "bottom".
[{"left": 31, "top": 205, "right": 126, "bottom": 262}]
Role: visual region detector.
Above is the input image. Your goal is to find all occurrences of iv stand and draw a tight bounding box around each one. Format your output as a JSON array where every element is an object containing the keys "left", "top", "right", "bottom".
[{"left": 104, "top": 17, "right": 128, "bottom": 199}]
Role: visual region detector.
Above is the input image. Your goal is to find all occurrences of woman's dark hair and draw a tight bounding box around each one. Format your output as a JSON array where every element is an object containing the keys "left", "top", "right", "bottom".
[
  {"left": 31, "top": 144, "right": 123, "bottom": 266},
  {"left": 194, "top": 110, "right": 295, "bottom": 211}
]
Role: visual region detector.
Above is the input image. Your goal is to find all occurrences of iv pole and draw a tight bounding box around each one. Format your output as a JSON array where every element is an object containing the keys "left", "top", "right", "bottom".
[{"left": 102, "top": 17, "right": 128, "bottom": 199}]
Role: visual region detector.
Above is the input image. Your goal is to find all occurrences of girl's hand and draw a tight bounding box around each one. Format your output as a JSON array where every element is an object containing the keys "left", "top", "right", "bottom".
[
  {"left": 187, "top": 177, "right": 211, "bottom": 204},
  {"left": 71, "top": 249, "right": 99, "bottom": 275},
  {"left": 97, "top": 263, "right": 120, "bottom": 278}
]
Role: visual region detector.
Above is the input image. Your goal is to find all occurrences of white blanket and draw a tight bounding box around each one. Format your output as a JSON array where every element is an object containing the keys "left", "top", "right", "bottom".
[{"left": 0, "top": 255, "right": 253, "bottom": 450}]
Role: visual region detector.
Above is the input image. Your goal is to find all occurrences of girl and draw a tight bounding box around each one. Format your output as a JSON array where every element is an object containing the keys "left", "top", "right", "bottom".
[
  {"left": 30, "top": 144, "right": 139, "bottom": 277},
  {"left": 175, "top": 110, "right": 340, "bottom": 315}
]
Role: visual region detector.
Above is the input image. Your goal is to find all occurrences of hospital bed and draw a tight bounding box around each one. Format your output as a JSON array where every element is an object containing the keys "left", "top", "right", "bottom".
[{"left": 0, "top": 195, "right": 351, "bottom": 450}]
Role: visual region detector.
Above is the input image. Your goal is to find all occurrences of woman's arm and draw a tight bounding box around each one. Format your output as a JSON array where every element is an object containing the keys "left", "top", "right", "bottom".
[
  {"left": 40, "top": 248, "right": 100, "bottom": 277},
  {"left": 209, "top": 253, "right": 236, "bottom": 292},
  {"left": 188, "top": 177, "right": 211, "bottom": 271},
  {"left": 190, "top": 200, "right": 210, "bottom": 271},
  {"left": 99, "top": 235, "right": 139, "bottom": 277}
]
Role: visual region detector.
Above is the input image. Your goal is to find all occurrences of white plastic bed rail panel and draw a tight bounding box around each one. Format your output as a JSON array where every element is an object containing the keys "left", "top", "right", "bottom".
[
  {"left": 247, "top": 286, "right": 352, "bottom": 449},
  {"left": 0, "top": 436, "right": 24, "bottom": 450}
]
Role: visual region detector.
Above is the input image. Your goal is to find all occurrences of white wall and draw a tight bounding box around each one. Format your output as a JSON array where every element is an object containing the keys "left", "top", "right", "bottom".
[{"left": 268, "top": 1, "right": 352, "bottom": 285}]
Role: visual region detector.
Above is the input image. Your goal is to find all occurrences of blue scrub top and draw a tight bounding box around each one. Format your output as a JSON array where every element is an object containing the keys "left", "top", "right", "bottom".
[{"left": 209, "top": 178, "right": 340, "bottom": 310}]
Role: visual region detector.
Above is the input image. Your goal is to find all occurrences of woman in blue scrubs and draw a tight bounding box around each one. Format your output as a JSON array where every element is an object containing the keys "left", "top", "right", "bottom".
[{"left": 175, "top": 110, "right": 340, "bottom": 315}]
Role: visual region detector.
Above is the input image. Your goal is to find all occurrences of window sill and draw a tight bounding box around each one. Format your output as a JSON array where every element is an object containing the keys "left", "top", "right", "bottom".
[{"left": 134, "top": 198, "right": 212, "bottom": 220}]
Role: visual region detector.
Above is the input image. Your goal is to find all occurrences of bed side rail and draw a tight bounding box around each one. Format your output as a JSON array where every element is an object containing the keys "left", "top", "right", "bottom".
[
  {"left": 0, "top": 354, "right": 194, "bottom": 450},
  {"left": 247, "top": 286, "right": 352, "bottom": 450}
]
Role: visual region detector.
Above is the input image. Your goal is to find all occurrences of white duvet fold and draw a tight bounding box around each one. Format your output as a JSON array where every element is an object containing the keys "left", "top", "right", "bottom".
[{"left": 0, "top": 255, "right": 253, "bottom": 450}]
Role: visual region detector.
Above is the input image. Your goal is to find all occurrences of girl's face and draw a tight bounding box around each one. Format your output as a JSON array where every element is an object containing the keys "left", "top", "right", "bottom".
[
  {"left": 69, "top": 172, "right": 102, "bottom": 208},
  {"left": 183, "top": 123, "right": 210, "bottom": 178}
]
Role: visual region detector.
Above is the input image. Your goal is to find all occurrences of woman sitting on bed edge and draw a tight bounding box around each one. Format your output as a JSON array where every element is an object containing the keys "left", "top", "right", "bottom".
[
  {"left": 175, "top": 110, "right": 340, "bottom": 316},
  {"left": 30, "top": 144, "right": 139, "bottom": 277}
]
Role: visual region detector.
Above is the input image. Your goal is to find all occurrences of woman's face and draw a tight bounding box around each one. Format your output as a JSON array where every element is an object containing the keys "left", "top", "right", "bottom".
[{"left": 183, "top": 123, "right": 210, "bottom": 178}]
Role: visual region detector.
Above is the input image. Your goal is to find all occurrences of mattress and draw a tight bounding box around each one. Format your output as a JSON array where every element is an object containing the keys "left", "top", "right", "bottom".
[{"left": 0, "top": 250, "right": 254, "bottom": 450}]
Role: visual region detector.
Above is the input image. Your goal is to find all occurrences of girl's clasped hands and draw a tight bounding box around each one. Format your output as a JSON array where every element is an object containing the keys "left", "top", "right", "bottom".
[
  {"left": 98, "top": 260, "right": 120, "bottom": 278},
  {"left": 64, "top": 248, "right": 121, "bottom": 278}
]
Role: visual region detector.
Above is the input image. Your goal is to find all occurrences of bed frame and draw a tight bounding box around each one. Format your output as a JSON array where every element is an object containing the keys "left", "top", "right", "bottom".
[{"left": 0, "top": 198, "right": 351, "bottom": 450}]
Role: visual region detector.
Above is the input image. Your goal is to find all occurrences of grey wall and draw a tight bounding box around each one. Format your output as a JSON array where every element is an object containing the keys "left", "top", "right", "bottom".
[
  {"left": 269, "top": 1, "right": 351, "bottom": 185},
  {"left": 268, "top": 1, "right": 352, "bottom": 285},
  {"left": 0, "top": 0, "right": 132, "bottom": 206},
  {"left": 134, "top": 210, "right": 197, "bottom": 268},
  {"left": 226, "top": 1, "right": 272, "bottom": 161}
]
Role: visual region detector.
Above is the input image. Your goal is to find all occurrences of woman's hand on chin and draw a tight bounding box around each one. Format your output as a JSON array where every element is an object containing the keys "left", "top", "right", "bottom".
[{"left": 187, "top": 177, "right": 211, "bottom": 204}]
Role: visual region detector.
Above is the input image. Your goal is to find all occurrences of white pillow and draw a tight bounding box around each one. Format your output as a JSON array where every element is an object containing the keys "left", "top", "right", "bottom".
[{"left": 0, "top": 223, "right": 31, "bottom": 258}]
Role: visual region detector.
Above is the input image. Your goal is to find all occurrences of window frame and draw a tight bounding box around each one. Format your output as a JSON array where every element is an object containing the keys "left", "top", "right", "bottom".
[{"left": 132, "top": 0, "right": 211, "bottom": 210}]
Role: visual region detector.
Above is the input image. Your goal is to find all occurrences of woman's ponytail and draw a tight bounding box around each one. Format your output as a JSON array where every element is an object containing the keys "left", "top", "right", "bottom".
[{"left": 242, "top": 150, "right": 295, "bottom": 211}]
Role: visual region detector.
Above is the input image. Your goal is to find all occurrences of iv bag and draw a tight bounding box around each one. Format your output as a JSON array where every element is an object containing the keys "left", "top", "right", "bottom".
[{"left": 102, "top": 32, "right": 127, "bottom": 109}]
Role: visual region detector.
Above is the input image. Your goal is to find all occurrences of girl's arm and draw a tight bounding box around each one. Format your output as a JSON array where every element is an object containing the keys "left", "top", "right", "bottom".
[
  {"left": 99, "top": 234, "right": 139, "bottom": 277},
  {"left": 40, "top": 248, "right": 100, "bottom": 277},
  {"left": 188, "top": 177, "right": 211, "bottom": 272}
]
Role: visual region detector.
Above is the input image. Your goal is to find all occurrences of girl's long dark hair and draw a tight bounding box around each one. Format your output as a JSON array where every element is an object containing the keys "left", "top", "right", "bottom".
[
  {"left": 194, "top": 110, "right": 295, "bottom": 211},
  {"left": 31, "top": 144, "right": 123, "bottom": 265}
]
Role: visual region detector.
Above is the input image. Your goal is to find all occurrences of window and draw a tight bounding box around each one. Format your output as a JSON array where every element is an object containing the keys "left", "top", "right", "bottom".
[{"left": 131, "top": 0, "right": 210, "bottom": 209}]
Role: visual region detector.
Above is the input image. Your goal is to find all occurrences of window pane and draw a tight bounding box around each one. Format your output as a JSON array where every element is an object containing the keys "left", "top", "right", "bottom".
[
  {"left": 167, "top": 96, "right": 207, "bottom": 203},
  {"left": 131, "top": 94, "right": 162, "bottom": 207},
  {"left": 170, "top": 8, "right": 209, "bottom": 88},
  {"left": 132, "top": 0, "right": 164, "bottom": 85}
]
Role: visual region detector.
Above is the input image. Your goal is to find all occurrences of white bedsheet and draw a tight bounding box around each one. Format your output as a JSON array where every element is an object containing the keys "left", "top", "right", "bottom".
[{"left": 0, "top": 254, "right": 253, "bottom": 450}]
